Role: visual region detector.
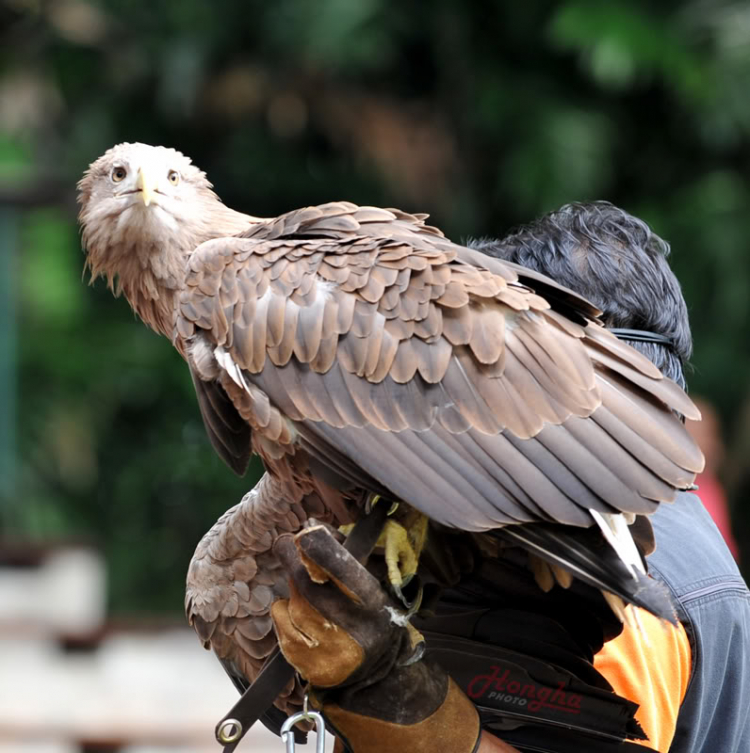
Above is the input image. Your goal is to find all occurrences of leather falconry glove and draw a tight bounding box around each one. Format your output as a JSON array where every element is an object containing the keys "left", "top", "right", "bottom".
[{"left": 270, "top": 525, "right": 481, "bottom": 753}]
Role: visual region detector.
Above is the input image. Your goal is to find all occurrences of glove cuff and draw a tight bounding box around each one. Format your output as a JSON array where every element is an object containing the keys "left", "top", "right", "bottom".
[{"left": 323, "top": 677, "right": 481, "bottom": 753}]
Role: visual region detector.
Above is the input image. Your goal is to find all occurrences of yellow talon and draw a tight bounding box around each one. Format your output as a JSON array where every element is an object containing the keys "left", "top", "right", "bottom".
[
  {"left": 383, "top": 520, "right": 418, "bottom": 587},
  {"left": 339, "top": 505, "right": 429, "bottom": 589},
  {"left": 383, "top": 513, "right": 429, "bottom": 588}
]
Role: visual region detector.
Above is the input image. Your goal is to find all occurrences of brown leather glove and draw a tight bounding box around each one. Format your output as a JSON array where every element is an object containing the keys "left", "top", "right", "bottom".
[{"left": 270, "top": 525, "right": 481, "bottom": 753}]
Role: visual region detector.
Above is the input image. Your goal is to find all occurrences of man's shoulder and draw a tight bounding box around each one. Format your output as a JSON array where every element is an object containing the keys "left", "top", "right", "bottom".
[
  {"left": 647, "top": 491, "right": 750, "bottom": 753},
  {"left": 648, "top": 491, "right": 747, "bottom": 605}
]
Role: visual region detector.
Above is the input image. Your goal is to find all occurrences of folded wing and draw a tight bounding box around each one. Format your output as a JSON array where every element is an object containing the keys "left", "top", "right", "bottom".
[{"left": 177, "top": 202, "right": 703, "bottom": 533}]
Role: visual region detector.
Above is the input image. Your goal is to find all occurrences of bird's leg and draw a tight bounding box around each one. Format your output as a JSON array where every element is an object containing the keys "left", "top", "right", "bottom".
[
  {"left": 381, "top": 508, "right": 428, "bottom": 610},
  {"left": 383, "top": 520, "right": 419, "bottom": 589},
  {"left": 340, "top": 500, "right": 429, "bottom": 608},
  {"left": 384, "top": 513, "right": 429, "bottom": 588}
]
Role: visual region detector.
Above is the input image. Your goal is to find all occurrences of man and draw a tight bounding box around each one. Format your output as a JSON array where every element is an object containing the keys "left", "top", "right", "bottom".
[
  {"left": 271, "top": 202, "right": 750, "bottom": 752},
  {"left": 473, "top": 202, "right": 750, "bottom": 752}
]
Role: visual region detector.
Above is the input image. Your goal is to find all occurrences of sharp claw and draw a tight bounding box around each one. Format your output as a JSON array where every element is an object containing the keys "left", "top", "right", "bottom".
[
  {"left": 391, "top": 582, "right": 407, "bottom": 607},
  {"left": 405, "top": 582, "right": 423, "bottom": 617},
  {"left": 400, "top": 638, "right": 426, "bottom": 667},
  {"left": 392, "top": 577, "right": 423, "bottom": 612},
  {"left": 365, "top": 493, "right": 400, "bottom": 516},
  {"left": 364, "top": 493, "right": 381, "bottom": 515}
]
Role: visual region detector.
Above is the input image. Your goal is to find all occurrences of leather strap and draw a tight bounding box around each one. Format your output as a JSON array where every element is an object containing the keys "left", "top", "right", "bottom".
[{"left": 215, "top": 648, "right": 297, "bottom": 751}]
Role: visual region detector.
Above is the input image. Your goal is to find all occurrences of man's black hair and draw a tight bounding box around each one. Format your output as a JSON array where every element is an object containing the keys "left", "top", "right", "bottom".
[{"left": 471, "top": 201, "right": 691, "bottom": 390}]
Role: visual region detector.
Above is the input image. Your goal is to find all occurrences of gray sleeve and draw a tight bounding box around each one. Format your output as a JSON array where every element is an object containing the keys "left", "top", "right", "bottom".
[{"left": 648, "top": 493, "right": 750, "bottom": 753}]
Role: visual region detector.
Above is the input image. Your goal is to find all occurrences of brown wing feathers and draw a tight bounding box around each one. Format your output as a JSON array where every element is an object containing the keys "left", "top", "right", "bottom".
[{"left": 177, "top": 201, "right": 702, "bottom": 533}]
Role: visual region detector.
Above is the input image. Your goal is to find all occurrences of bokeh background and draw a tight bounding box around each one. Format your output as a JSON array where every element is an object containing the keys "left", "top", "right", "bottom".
[{"left": 1, "top": 0, "right": 749, "bottom": 751}]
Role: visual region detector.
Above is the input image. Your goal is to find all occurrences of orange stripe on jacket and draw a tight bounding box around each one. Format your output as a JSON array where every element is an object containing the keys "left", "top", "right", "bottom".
[{"left": 594, "top": 609, "right": 691, "bottom": 753}]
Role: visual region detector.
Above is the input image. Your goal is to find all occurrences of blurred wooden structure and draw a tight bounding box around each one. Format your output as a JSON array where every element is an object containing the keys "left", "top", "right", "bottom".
[{"left": 0, "top": 541, "right": 328, "bottom": 753}]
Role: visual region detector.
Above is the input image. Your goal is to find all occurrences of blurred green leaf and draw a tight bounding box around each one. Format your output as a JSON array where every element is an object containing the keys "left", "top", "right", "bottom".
[
  {"left": 503, "top": 107, "right": 613, "bottom": 214},
  {"left": 548, "top": 0, "right": 706, "bottom": 98},
  {"left": 21, "top": 208, "right": 85, "bottom": 322},
  {"left": 0, "top": 133, "right": 33, "bottom": 180}
]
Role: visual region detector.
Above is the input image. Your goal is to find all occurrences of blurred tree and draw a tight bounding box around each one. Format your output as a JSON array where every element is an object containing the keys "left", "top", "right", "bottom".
[{"left": 1, "top": 0, "right": 748, "bottom": 612}]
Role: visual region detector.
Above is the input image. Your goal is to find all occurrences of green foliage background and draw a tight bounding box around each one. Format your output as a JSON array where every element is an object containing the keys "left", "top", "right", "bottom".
[{"left": 1, "top": 0, "right": 749, "bottom": 613}]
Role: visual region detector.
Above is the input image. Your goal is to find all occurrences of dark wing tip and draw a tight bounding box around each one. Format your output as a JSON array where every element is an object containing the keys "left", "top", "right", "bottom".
[
  {"left": 190, "top": 370, "right": 252, "bottom": 475},
  {"left": 493, "top": 524, "right": 678, "bottom": 623}
]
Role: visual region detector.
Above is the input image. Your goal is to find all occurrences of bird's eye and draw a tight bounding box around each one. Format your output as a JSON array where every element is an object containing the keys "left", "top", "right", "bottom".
[
  {"left": 111, "top": 166, "right": 127, "bottom": 183},
  {"left": 168, "top": 170, "right": 180, "bottom": 186}
]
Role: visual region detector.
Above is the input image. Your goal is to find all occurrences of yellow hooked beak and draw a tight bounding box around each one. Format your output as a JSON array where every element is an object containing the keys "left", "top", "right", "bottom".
[{"left": 136, "top": 166, "right": 158, "bottom": 207}]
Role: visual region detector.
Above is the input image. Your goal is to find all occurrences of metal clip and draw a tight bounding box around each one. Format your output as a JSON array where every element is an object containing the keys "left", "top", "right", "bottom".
[{"left": 280, "top": 695, "right": 326, "bottom": 753}]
